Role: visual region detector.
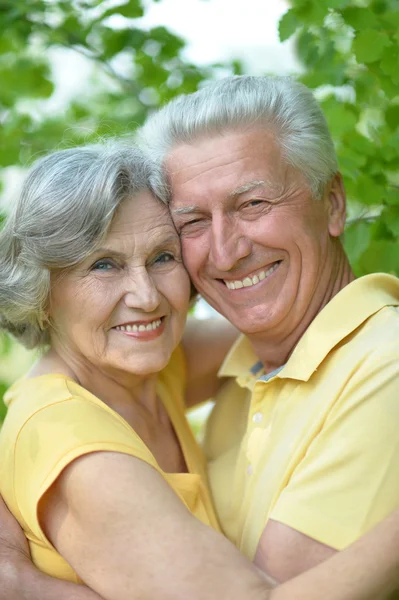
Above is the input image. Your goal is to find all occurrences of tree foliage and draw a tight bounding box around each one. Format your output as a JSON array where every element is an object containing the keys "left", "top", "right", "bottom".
[
  {"left": 0, "top": 0, "right": 240, "bottom": 169},
  {"left": 280, "top": 0, "right": 399, "bottom": 275}
]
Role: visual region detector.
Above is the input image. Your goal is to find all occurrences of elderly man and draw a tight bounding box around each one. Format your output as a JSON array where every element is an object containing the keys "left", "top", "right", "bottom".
[
  {"left": 1, "top": 76, "right": 399, "bottom": 599},
  {"left": 139, "top": 75, "right": 399, "bottom": 579}
]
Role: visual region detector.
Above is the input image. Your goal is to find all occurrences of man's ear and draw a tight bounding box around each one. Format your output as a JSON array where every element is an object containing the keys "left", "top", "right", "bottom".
[{"left": 326, "top": 172, "right": 346, "bottom": 238}]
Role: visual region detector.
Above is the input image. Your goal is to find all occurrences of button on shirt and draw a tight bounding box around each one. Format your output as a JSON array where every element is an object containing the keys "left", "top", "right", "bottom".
[{"left": 204, "top": 273, "right": 399, "bottom": 561}]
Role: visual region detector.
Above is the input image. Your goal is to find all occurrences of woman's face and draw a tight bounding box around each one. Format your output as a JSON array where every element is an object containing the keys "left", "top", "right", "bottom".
[{"left": 49, "top": 191, "right": 190, "bottom": 378}]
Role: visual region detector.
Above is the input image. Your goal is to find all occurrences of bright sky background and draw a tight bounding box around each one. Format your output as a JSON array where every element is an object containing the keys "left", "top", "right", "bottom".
[{"left": 139, "top": 0, "right": 299, "bottom": 74}]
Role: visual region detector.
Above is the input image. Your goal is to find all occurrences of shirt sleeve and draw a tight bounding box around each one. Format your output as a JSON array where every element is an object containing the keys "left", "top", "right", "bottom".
[
  {"left": 14, "top": 396, "right": 154, "bottom": 546},
  {"left": 269, "top": 351, "right": 399, "bottom": 550}
]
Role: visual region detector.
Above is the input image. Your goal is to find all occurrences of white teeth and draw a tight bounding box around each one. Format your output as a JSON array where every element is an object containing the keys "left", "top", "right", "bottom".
[
  {"left": 115, "top": 318, "right": 162, "bottom": 332},
  {"left": 224, "top": 262, "right": 279, "bottom": 291}
]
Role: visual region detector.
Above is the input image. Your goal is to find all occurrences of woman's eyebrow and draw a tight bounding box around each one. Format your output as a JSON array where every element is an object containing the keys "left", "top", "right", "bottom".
[{"left": 90, "top": 248, "right": 127, "bottom": 260}]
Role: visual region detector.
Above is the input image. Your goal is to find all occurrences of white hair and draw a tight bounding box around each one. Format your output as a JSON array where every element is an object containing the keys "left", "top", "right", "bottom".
[
  {"left": 138, "top": 75, "right": 338, "bottom": 199},
  {"left": 0, "top": 141, "right": 166, "bottom": 349}
]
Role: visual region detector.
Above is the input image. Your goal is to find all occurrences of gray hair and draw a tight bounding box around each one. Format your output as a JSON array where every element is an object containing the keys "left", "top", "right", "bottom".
[
  {"left": 138, "top": 75, "right": 338, "bottom": 199},
  {"left": 0, "top": 141, "right": 165, "bottom": 349}
]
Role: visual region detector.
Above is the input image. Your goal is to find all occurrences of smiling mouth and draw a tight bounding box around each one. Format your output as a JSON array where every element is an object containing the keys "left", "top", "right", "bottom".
[
  {"left": 114, "top": 317, "right": 164, "bottom": 332},
  {"left": 222, "top": 261, "right": 281, "bottom": 290}
]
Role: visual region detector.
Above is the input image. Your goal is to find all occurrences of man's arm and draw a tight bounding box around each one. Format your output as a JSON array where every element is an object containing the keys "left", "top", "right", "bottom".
[
  {"left": 274, "top": 508, "right": 399, "bottom": 600},
  {"left": 10, "top": 568, "right": 103, "bottom": 600},
  {"left": 182, "top": 317, "right": 238, "bottom": 408},
  {"left": 0, "top": 496, "right": 102, "bottom": 600},
  {"left": 254, "top": 519, "right": 337, "bottom": 581}
]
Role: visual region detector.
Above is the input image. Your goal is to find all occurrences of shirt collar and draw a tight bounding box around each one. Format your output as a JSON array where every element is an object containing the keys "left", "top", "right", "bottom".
[{"left": 218, "top": 273, "right": 399, "bottom": 384}]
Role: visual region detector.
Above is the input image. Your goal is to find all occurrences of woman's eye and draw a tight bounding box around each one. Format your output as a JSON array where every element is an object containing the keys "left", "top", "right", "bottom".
[
  {"left": 91, "top": 259, "right": 115, "bottom": 271},
  {"left": 154, "top": 252, "right": 175, "bottom": 264}
]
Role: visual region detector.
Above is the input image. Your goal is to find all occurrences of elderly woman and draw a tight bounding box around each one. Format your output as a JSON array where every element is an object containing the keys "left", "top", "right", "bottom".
[{"left": 0, "top": 141, "right": 399, "bottom": 600}]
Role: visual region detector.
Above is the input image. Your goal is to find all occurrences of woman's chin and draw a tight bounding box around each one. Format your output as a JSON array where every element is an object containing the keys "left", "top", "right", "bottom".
[{"left": 111, "top": 352, "right": 172, "bottom": 379}]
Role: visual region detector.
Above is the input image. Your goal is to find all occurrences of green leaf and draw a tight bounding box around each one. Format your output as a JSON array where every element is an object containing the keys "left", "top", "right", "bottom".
[
  {"left": 149, "top": 26, "right": 185, "bottom": 51},
  {"left": 101, "top": 0, "right": 144, "bottom": 20},
  {"left": 354, "top": 175, "right": 386, "bottom": 206},
  {"left": 358, "top": 240, "right": 399, "bottom": 275},
  {"left": 321, "top": 98, "right": 358, "bottom": 137},
  {"left": 278, "top": 9, "right": 300, "bottom": 42},
  {"left": 379, "top": 9, "right": 399, "bottom": 31},
  {"left": 0, "top": 379, "right": 8, "bottom": 422},
  {"left": 380, "top": 46, "right": 399, "bottom": 84},
  {"left": 385, "top": 188, "right": 399, "bottom": 206},
  {"left": 327, "top": 0, "right": 350, "bottom": 8},
  {"left": 353, "top": 29, "right": 392, "bottom": 64},
  {"left": 100, "top": 27, "right": 137, "bottom": 59},
  {"left": 295, "top": 1, "right": 329, "bottom": 27},
  {"left": 118, "top": 0, "right": 144, "bottom": 19},
  {"left": 382, "top": 205, "right": 399, "bottom": 238},
  {"left": 341, "top": 7, "right": 379, "bottom": 30},
  {"left": 344, "top": 221, "right": 371, "bottom": 264},
  {"left": 300, "top": 63, "right": 346, "bottom": 88},
  {"left": 345, "top": 132, "right": 376, "bottom": 158},
  {"left": 385, "top": 105, "right": 399, "bottom": 131}
]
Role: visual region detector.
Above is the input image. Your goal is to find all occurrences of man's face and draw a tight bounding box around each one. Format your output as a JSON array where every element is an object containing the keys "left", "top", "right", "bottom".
[{"left": 166, "top": 129, "right": 345, "bottom": 339}]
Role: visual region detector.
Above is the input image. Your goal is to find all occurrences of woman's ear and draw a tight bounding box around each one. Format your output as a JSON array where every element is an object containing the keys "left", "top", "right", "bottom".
[{"left": 326, "top": 173, "right": 347, "bottom": 238}]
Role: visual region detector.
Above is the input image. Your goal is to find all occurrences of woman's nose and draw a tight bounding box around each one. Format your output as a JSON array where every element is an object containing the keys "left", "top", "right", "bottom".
[{"left": 123, "top": 269, "right": 161, "bottom": 313}]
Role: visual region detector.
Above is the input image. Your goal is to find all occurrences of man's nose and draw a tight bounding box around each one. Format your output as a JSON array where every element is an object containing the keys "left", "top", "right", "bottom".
[
  {"left": 123, "top": 269, "right": 161, "bottom": 313},
  {"left": 209, "top": 216, "right": 251, "bottom": 272}
]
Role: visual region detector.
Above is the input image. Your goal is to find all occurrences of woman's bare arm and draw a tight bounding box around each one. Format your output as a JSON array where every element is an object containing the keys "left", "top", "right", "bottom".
[
  {"left": 40, "top": 451, "right": 399, "bottom": 600},
  {"left": 182, "top": 317, "right": 239, "bottom": 408}
]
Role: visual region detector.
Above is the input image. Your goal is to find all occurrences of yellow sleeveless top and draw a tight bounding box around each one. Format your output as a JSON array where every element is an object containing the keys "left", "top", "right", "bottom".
[{"left": 0, "top": 347, "right": 220, "bottom": 583}]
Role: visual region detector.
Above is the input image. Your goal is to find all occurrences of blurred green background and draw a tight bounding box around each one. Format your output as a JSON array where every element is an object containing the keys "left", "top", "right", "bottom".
[{"left": 0, "top": 0, "right": 398, "bottom": 424}]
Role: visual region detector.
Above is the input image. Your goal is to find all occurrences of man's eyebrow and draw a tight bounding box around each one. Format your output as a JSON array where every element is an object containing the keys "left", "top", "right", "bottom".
[
  {"left": 228, "top": 180, "right": 268, "bottom": 198},
  {"left": 172, "top": 205, "right": 202, "bottom": 216}
]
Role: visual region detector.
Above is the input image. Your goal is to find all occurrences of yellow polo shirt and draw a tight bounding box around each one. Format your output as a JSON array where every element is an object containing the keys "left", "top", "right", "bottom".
[
  {"left": 0, "top": 346, "right": 220, "bottom": 583},
  {"left": 204, "top": 273, "right": 399, "bottom": 560}
]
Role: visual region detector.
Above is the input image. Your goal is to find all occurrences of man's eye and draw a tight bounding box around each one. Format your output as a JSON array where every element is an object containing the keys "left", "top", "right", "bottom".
[
  {"left": 246, "top": 200, "right": 264, "bottom": 208},
  {"left": 181, "top": 218, "right": 204, "bottom": 228}
]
